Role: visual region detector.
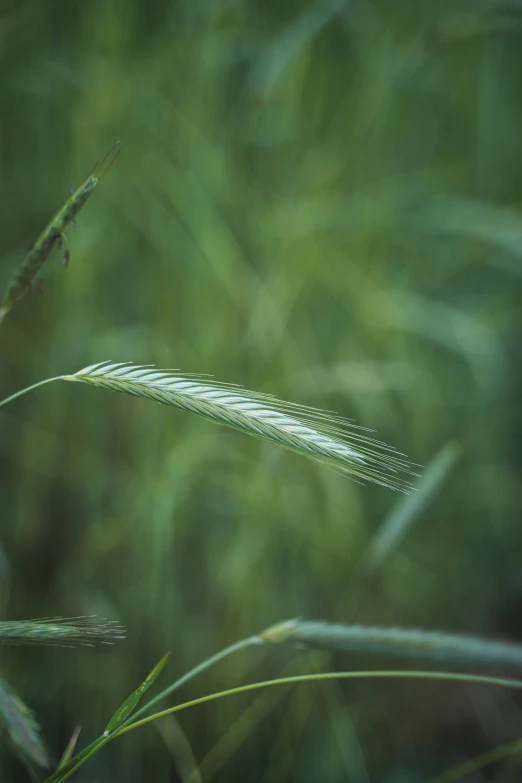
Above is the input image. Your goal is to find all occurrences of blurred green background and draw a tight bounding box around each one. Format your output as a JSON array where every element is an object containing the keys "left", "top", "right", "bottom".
[{"left": 1, "top": 0, "right": 522, "bottom": 780}]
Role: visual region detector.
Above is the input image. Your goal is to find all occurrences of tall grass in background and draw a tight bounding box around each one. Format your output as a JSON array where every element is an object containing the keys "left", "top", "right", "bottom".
[{"left": 0, "top": 0, "right": 521, "bottom": 780}]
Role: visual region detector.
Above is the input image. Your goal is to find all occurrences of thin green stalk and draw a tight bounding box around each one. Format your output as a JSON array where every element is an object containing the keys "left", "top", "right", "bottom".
[
  {"left": 43, "top": 635, "right": 259, "bottom": 783},
  {"left": 0, "top": 377, "right": 63, "bottom": 410},
  {"left": 124, "top": 636, "right": 260, "bottom": 725},
  {"left": 45, "top": 669, "right": 522, "bottom": 783},
  {"left": 118, "top": 670, "right": 522, "bottom": 738}
]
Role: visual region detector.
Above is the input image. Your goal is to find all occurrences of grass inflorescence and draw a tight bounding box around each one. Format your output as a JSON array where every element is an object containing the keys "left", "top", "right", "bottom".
[
  {"left": 259, "top": 619, "right": 522, "bottom": 669},
  {"left": 61, "top": 361, "right": 418, "bottom": 492},
  {"left": 0, "top": 361, "right": 418, "bottom": 491},
  {"left": 0, "top": 617, "right": 126, "bottom": 647},
  {"left": 0, "top": 142, "right": 121, "bottom": 325}
]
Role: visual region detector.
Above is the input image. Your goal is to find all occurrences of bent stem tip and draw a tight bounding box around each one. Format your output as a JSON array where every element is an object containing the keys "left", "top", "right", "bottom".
[{"left": 0, "top": 376, "right": 64, "bottom": 410}]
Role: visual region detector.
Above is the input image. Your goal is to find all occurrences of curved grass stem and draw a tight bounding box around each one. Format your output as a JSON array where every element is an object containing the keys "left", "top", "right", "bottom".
[
  {"left": 45, "top": 669, "right": 522, "bottom": 783},
  {"left": 127, "top": 636, "right": 260, "bottom": 725},
  {"left": 43, "top": 635, "right": 260, "bottom": 783},
  {"left": 117, "top": 669, "right": 522, "bottom": 738},
  {"left": 0, "top": 377, "right": 63, "bottom": 410}
]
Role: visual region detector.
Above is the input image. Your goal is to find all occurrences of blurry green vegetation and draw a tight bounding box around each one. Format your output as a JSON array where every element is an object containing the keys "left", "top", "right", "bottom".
[{"left": 1, "top": 0, "right": 521, "bottom": 780}]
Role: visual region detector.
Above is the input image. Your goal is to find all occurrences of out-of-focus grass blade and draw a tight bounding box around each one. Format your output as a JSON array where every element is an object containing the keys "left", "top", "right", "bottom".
[
  {"left": 57, "top": 726, "right": 81, "bottom": 770},
  {"left": 433, "top": 11, "right": 522, "bottom": 46},
  {"left": 417, "top": 196, "right": 522, "bottom": 270},
  {"left": 104, "top": 652, "right": 170, "bottom": 736},
  {"left": 249, "top": 0, "right": 350, "bottom": 93},
  {"left": 156, "top": 715, "right": 202, "bottom": 783},
  {"left": 0, "top": 671, "right": 49, "bottom": 768},
  {"left": 363, "top": 441, "right": 460, "bottom": 574},
  {"left": 260, "top": 619, "right": 522, "bottom": 670},
  {"left": 0, "top": 540, "right": 10, "bottom": 617},
  {"left": 373, "top": 291, "right": 505, "bottom": 393},
  {"left": 426, "top": 735, "right": 522, "bottom": 783}
]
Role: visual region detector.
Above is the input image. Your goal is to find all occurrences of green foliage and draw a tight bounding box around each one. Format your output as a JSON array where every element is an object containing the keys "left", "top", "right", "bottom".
[
  {"left": 104, "top": 652, "right": 170, "bottom": 735},
  {"left": 40, "top": 625, "right": 522, "bottom": 783},
  {"left": 0, "top": 616, "right": 124, "bottom": 768},
  {"left": 1, "top": 0, "right": 522, "bottom": 780}
]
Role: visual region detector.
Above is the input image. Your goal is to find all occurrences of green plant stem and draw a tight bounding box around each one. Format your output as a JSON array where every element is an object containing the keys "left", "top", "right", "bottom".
[
  {"left": 126, "top": 635, "right": 260, "bottom": 725},
  {"left": 117, "top": 669, "right": 522, "bottom": 737},
  {"left": 46, "top": 669, "right": 522, "bottom": 783},
  {"left": 43, "top": 635, "right": 260, "bottom": 783},
  {"left": 44, "top": 735, "right": 110, "bottom": 783},
  {"left": 0, "top": 377, "right": 62, "bottom": 410}
]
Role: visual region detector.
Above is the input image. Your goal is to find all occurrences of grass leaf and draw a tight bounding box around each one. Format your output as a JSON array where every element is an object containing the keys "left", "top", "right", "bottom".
[
  {"left": 57, "top": 726, "right": 81, "bottom": 770},
  {"left": 104, "top": 652, "right": 170, "bottom": 736},
  {"left": 363, "top": 441, "right": 460, "bottom": 573}
]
